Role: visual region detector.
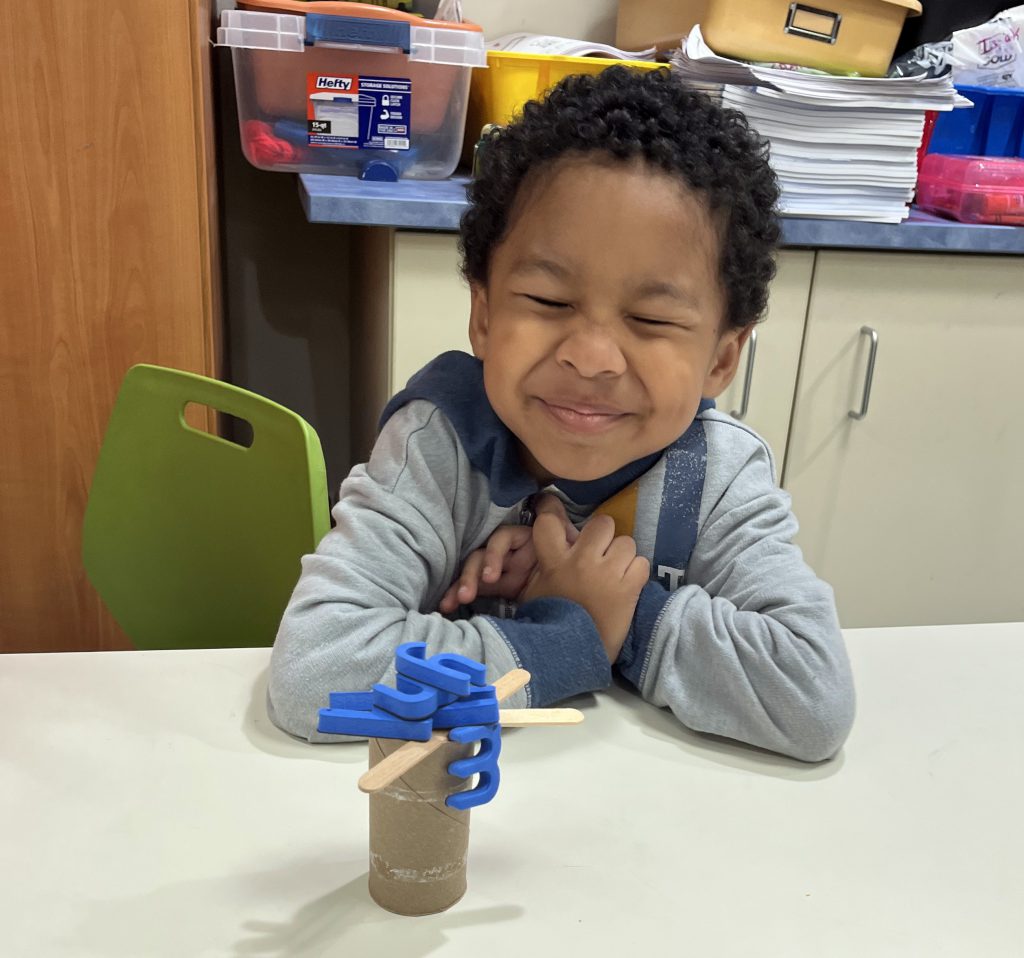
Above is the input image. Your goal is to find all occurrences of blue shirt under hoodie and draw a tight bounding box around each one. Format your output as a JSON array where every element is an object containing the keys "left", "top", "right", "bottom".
[{"left": 269, "top": 351, "right": 856, "bottom": 762}]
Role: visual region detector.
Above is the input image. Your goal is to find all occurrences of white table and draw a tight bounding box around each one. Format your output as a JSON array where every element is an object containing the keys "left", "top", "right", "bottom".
[{"left": 3, "top": 624, "right": 1023, "bottom": 957}]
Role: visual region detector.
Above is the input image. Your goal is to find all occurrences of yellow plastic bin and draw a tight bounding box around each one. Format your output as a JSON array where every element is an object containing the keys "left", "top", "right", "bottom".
[
  {"left": 217, "top": 0, "right": 487, "bottom": 179},
  {"left": 464, "top": 51, "right": 663, "bottom": 165},
  {"left": 702, "top": 0, "right": 921, "bottom": 77}
]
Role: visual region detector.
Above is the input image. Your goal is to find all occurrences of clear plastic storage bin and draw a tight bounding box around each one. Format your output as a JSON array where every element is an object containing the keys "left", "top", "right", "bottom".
[
  {"left": 217, "top": 1, "right": 486, "bottom": 180},
  {"left": 916, "top": 153, "right": 1024, "bottom": 226}
]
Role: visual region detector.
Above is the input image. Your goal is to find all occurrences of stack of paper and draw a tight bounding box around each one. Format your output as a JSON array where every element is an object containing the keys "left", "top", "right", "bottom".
[
  {"left": 488, "top": 33, "right": 657, "bottom": 61},
  {"left": 672, "top": 27, "right": 967, "bottom": 222}
]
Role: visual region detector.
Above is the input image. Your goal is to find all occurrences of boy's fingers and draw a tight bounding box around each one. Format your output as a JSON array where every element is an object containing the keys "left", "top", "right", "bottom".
[
  {"left": 624, "top": 554, "right": 651, "bottom": 590},
  {"left": 533, "top": 493, "right": 568, "bottom": 521},
  {"left": 439, "top": 584, "right": 460, "bottom": 613},
  {"left": 576, "top": 513, "right": 616, "bottom": 553},
  {"left": 604, "top": 535, "right": 638, "bottom": 572},
  {"left": 534, "top": 494, "right": 579, "bottom": 544},
  {"left": 483, "top": 525, "right": 533, "bottom": 582},
  {"left": 454, "top": 550, "right": 486, "bottom": 604},
  {"left": 482, "top": 529, "right": 512, "bottom": 582},
  {"left": 532, "top": 512, "right": 570, "bottom": 565}
]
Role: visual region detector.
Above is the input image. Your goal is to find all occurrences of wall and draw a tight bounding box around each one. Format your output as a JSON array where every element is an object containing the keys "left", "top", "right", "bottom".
[{"left": 458, "top": 0, "right": 618, "bottom": 41}]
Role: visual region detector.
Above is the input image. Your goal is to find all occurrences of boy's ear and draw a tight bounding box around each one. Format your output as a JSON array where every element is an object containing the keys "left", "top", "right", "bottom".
[
  {"left": 702, "top": 324, "right": 755, "bottom": 399},
  {"left": 468, "top": 283, "right": 490, "bottom": 360}
]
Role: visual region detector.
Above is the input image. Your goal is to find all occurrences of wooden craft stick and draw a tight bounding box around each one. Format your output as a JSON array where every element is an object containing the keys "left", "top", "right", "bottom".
[
  {"left": 357, "top": 667, "right": 531, "bottom": 794},
  {"left": 497, "top": 708, "right": 583, "bottom": 727},
  {"left": 493, "top": 668, "right": 531, "bottom": 702}
]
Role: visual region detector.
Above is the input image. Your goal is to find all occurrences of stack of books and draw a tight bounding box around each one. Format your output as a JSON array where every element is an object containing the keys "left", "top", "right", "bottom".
[{"left": 672, "top": 27, "right": 966, "bottom": 223}]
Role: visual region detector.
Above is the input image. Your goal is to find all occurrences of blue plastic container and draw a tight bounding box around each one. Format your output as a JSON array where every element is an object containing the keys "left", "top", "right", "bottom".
[{"left": 928, "top": 85, "right": 1024, "bottom": 159}]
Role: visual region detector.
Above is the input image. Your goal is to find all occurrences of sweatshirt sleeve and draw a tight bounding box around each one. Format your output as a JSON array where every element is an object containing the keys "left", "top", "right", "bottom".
[
  {"left": 268, "top": 401, "right": 610, "bottom": 741},
  {"left": 616, "top": 417, "right": 855, "bottom": 762}
]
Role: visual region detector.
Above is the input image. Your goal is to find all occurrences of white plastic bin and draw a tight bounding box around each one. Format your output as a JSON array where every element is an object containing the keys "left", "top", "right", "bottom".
[{"left": 217, "top": 1, "right": 486, "bottom": 180}]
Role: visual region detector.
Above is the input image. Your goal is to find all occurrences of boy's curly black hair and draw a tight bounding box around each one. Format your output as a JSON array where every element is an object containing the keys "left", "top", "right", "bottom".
[{"left": 459, "top": 67, "right": 780, "bottom": 330}]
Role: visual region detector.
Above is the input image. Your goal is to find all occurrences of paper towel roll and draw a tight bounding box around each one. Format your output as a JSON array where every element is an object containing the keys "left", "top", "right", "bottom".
[{"left": 367, "top": 735, "right": 474, "bottom": 916}]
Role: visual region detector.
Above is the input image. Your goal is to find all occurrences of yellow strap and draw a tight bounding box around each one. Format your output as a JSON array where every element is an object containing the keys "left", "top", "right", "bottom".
[{"left": 593, "top": 480, "right": 639, "bottom": 539}]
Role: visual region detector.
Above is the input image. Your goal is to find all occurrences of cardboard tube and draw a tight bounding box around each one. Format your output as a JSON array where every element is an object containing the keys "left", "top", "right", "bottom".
[{"left": 367, "top": 736, "right": 473, "bottom": 916}]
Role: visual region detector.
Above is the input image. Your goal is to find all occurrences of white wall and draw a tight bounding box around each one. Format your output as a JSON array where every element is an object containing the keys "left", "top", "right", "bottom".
[{"left": 458, "top": 0, "right": 619, "bottom": 42}]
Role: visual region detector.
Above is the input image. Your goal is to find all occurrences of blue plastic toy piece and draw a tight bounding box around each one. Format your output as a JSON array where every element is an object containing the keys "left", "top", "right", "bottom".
[
  {"left": 360, "top": 160, "right": 400, "bottom": 182},
  {"left": 319, "top": 646, "right": 504, "bottom": 809},
  {"left": 430, "top": 653, "right": 488, "bottom": 687},
  {"left": 432, "top": 693, "right": 500, "bottom": 730},
  {"left": 396, "top": 672, "right": 458, "bottom": 707},
  {"left": 328, "top": 690, "right": 374, "bottom": 711},
  {"left": 395, "top": 641, "right": 473, "bottom": 697},
  {"left": 372, "top": 681, "right": 438, "bottom": 720},
  {"left": 317, "top": 706, "right": 432, "bottom": 741},
  {"left": 446, "top": 724, "right": 502, "bottom": 810}
]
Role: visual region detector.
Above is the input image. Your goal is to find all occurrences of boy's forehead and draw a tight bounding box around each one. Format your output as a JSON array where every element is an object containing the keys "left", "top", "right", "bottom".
[{"left": 494, "top": 159, "right": 721, "bottom": 288}]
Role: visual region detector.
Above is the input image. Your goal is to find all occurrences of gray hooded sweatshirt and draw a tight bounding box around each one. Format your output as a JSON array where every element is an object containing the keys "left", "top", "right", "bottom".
[{"left": 268, "top": 351, "right": 855, "bottom": 762}]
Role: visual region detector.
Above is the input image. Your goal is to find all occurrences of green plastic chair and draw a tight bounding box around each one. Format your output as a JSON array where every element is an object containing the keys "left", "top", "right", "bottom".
[{"left": 83, "top": 364, "right": 331, "bottom": 649}]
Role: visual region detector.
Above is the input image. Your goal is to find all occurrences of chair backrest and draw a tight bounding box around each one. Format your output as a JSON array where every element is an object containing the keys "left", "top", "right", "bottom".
[{"left": 83, "top": 364, "right": 330, "bottom": 649}]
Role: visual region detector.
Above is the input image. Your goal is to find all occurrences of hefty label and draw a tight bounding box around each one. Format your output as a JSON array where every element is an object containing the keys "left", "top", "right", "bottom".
[{"left": 306, "top": 74, "right": 411, "bottom": 150}]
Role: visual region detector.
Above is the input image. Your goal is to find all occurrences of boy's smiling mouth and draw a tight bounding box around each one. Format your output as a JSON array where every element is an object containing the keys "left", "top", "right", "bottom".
[{"left": 536, "top": 397, "right": 631, "bottom": 434}]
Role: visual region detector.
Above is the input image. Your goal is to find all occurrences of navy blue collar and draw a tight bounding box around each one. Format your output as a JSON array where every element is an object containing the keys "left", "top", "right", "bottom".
[{"left": 380, "top": 351, "right": 713, "bottom": 508}]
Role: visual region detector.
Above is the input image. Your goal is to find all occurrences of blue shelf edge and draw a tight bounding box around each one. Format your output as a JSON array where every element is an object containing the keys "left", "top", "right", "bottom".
[{"left": 299, "top": 173, "right": 1024, "bottom": 255}]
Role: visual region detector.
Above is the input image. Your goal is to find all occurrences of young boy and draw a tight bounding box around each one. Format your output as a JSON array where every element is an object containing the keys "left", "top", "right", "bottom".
[{"left": 269, "top": 67, "right": 855, "bottom": 762}]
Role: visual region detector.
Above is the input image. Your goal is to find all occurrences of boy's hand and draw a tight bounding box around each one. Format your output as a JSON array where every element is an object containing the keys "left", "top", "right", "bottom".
[
  {"left": 438, "top": 494, "right": 578, "bottom": 614},
  {"left": 521, "top": 513, "right": 649, "bottom": 663}
]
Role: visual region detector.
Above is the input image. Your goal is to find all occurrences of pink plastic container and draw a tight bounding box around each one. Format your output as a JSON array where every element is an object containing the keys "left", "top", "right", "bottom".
[{"left": 916, "top": 153, "right": 1024, "bottom": 226}]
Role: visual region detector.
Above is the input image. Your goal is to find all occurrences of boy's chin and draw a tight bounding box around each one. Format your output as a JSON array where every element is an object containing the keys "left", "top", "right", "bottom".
[{"left": 536, "top": 454, "right": 632, "bottom": 484}]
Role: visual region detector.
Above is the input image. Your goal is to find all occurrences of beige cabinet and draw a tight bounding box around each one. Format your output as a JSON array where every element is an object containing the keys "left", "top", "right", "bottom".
[
  {"left": 783, "top": 251, "right": 1024, "bottom": 628},
  {"left": 716, "top": 250, "right": 814, "bottom": 477}
]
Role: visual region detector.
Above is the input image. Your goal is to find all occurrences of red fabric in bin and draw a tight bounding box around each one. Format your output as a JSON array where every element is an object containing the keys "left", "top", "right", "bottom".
[{"left": 243, "top": 120, "right": 304, "bottom": 166}]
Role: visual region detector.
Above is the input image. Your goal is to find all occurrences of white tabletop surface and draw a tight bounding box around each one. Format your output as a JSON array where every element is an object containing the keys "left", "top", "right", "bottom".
[{"left": 2, "top": 623, "right": 1023, "bottom": 957}]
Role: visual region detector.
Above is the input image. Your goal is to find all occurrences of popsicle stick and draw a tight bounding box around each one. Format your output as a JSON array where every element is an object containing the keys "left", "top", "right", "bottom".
[
  {"left": 493, "top": 668, "right": 531, "bottom": 702},
  {"left": 497, "top": 708, "right": 583, "bottom": 727},
  {"left": 357, "top": 667, "right": 531, "bottom": 794}
]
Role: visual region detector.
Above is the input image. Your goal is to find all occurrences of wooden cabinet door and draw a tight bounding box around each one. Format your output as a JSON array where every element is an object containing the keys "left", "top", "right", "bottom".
[
  {"left": 0, "top": 1, "right": 220, "bottom": 651},
  {"left": 716, "top": 250, "right": 814, "bottom": 479},
  {"left": 783, "top": 251, "right": 1024, "bottom": 628}
]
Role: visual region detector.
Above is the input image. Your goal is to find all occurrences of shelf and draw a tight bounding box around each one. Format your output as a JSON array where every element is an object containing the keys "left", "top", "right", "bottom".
[{"left": 299, "top": 173, "right": 1024, "bottom": 255}]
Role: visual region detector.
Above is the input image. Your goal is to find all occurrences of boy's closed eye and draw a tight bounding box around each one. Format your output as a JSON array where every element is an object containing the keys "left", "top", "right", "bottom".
[
  {"left": 522, "top": 295, "right": 685, "bottom": 329},
  {"left": 523, "top": 293, "right": 571, "bottom": 310},
  {"left": 630, "top": 315, "right": 680, "bottom": 329}
]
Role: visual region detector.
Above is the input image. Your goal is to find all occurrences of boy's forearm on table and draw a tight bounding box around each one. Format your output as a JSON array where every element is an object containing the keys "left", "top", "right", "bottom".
[
  {"left": 620, "top": 583, "right": 854, "bottom": 762},
  {"left": 616, "top": 452, "right": 855, "bottom": 762},
  {"left": 269, "top": 553, "right": 611, "bottom": 740},
  {"left": 269, "top": 585, "right": 528, "bottom": 741}
]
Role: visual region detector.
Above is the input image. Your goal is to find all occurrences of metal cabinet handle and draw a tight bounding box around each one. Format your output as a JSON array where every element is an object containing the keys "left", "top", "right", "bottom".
[
  {"left": 730, "top": 328, "right": 758, "bottom": 420},
  {"left": 849, "top": 325, "right": 878, "bottom": 421}
]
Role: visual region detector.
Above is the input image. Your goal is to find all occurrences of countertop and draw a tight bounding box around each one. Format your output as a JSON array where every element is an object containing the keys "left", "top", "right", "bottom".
[{"left": 299, "top": 173, "right": 1024, "bottom": 255}]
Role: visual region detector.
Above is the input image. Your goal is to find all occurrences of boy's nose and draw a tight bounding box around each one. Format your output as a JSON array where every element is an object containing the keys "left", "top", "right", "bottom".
[{"left": 554, "top": 324, "right": 627, "bottom": 379}]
